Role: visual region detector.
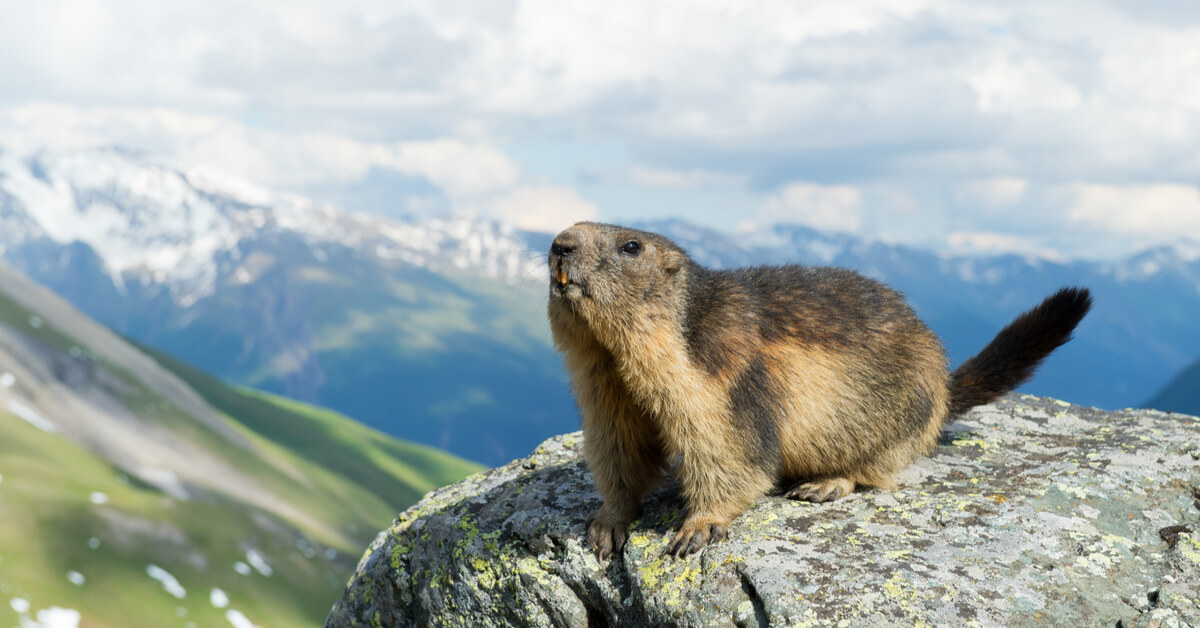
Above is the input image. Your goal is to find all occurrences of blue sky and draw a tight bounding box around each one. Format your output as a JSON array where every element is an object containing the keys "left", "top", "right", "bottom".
[{"left": 2, "top": 1, "right": 1200, "bottom": 259}]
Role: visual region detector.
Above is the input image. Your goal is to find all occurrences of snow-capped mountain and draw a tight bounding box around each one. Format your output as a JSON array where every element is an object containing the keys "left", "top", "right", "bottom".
[
  {"left": 0, "top": 146, "right": 541, "bottom": 306},
  {"left": 1, "top": 145, "right": 1197, "bottom": 465},
  {"left": 1, "top": 146, "right": 571, "bottom": 465},
  {"left": 1101, "top": 240, "right": 1200, "bottom": 284}
]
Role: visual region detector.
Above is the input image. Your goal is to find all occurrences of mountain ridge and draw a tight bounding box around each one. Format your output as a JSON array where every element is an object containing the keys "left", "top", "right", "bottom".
[
  {"left": 1145, "top": 357, "right": 1200, "bottom": 417},
  {"left": 3, "top": 145, "right": 1199, "bottom": 464}
]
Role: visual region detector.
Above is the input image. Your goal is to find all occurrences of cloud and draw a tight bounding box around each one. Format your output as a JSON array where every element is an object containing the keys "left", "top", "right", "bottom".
[
  {"left": 959, "top": 49, "right": 1082, "bottom": 114},
  {"left": 484, "top": 185, "right": 599, "bottom": 232},
  {"left": 960, "top": 177, "right": 1029, "bottom": 207},
  {"left": 946, "top": 231, "right": 1062, "bottom": 260},
  {"left": 3, "top": 2, "right": 1200, "bottom": 258},
  {"left": 0, "top": 103, "right": 519, "bottom": 197},
  {"left": 751, "top": 182, "right": 863, "bottom": 233},
  {"left": 387, "top": 140, "right": 519, "bottom": 198},
  {"left": 627, "top": 166, "right": 747, "bottom": 189},
  {"left": 1066, "top": 183, "right": 1200, "bottom": 238}
]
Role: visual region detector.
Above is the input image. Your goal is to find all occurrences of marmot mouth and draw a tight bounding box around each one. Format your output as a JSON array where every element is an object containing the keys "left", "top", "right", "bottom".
[
  {"left": 551, "top": 274, "right": 589, "bottom": 298},
  {"left": 551, "top": 259, "right": 590, "bottom": 297}
]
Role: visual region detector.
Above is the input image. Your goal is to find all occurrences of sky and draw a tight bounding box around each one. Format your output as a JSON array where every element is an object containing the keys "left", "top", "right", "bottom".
[{"left": 2, "top": 1, "right": 1200, "bottom": 260}]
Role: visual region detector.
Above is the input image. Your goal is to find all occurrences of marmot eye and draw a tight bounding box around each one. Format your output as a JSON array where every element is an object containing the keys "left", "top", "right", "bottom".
[{"left": 621, "top": 240, "right": 642, "bottom": 256}]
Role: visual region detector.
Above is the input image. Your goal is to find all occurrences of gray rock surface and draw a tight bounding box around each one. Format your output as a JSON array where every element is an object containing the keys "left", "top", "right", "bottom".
[{"left": 327, "top": 395, "right": 1200, "bottom": 627}]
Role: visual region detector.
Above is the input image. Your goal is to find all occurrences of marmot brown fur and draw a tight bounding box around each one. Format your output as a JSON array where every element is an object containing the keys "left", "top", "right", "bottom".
[{"left": 546, "top": 222, "right": 1092, "bottom": 559}]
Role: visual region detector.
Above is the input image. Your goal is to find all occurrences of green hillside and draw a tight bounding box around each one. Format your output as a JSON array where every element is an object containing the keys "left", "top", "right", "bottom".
[
  {"left": 0, "top": 265, "right": 482, "bottom": 627},
  {"left": 138, "top": 344, "right": 483, "bottom": 513}
]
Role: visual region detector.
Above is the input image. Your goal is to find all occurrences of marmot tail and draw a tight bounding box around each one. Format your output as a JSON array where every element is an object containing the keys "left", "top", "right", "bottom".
[{"left": 948, "top": 287, "right": 1092, "bottom": 416}]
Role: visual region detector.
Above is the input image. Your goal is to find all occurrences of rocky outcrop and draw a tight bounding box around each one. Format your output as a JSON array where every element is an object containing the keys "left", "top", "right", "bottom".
[{"left": 327, "top": 395, "right": 1200, "bottom": 627}]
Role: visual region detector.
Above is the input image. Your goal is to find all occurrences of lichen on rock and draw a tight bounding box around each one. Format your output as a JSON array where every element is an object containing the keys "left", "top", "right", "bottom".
[{"left": 327, "top": 395, "right": 1200, "bottom": 627}]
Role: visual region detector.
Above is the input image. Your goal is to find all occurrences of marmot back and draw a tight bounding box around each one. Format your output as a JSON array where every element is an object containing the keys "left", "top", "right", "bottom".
[{"left": 546, "top": 222, "right": 1091, "bottom": 559}]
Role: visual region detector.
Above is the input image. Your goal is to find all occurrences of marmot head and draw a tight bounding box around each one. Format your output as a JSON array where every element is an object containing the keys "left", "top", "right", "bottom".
[{"left": 547, "top": 222, "right": 690, "bottom": 325}]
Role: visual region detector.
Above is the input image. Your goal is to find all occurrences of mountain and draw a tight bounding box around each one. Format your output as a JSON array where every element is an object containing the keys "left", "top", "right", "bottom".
[
  {"left": 0, "top": 262, "right": 480, "bottom": 627},
  {"left": 1145, "top": 358, "right": 1200, "bottom": 416},
  {"left": 2, "top": 146, "right": 1199, "bottom": 465},
  {"left": 0, "top": 146, "right": 574, "bottom": 466}
]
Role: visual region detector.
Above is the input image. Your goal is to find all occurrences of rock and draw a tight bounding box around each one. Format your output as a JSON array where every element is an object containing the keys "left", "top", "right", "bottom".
[{"left": 327, "top": 396, "right": 1200, "bottom": 627}]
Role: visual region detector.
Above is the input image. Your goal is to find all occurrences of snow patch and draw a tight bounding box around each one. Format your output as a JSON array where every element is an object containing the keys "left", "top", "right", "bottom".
[
  {"left": 244, "top": 549, "right": 273, "bottom": 576},
  {"left": 233, "top": 561, "right": 252, "bottom": 576},
  {"left": 225, "top": 609, "right": 257, "bottom": 628},
  {"left": 18, "top": 606, "right": 81, "bottom": 628},
  {"left": 4, "top": 399, "right": 57, "bottom": 432},
  {"left": 11, "top": 598, "right": 30, "bottom": 613},
  {"left": 134, "top": 467, "right": 189, "bottom": 500},
  {"left": 0, "top": 372, "right": 14, "bottom": 389},
  {"left": 146, "top": 564, "right": 186, "bottom": 599},
  {"left": 210, "top": 588, "right": 229, "bottom": 608},
  {"left": 185, "top": 166, "right": 274, "bottom": 207},
  {"left": 66, "top": 571, "right": 85, "bottom": 586},
  {"left": 88, "top": 492, "right": 108, "bottom": 505}
]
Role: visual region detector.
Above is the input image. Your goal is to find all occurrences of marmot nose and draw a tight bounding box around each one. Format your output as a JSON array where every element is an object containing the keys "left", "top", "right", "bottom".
[{"left": 550, "top": 232, "right": 580, "bottom": 257}]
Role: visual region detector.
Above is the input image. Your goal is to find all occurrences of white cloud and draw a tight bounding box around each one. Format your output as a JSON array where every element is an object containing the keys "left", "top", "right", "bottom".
[
  {"left": 387, "top": 140, "right": 519, "bottom": 198},
  {"left": 628, "top": 166, "right": 747, "bottom": 189},
  {"left": 484, "top": 185, "right": 599, "bottom": 232},
  {"left": 946, "top": 231, "right": 1062, "bottom": 260},
  {"left": 1066, "top": 183, "right": 1200, "bottom": 238},
  {"left": 752, "top": 183, "right": 863, "bottom": 233},
  {"left": 960, "top": 177, "right": 1029, "bottom": 207},
  {"left": 960, "top": 49, "right": 1082, "bottom": 114},
  {"left": 0, "top": 103, "right": 520, "bottom": 203},
  {"left": 3, "top": 2, "right": 1200, "bottom": 258}
]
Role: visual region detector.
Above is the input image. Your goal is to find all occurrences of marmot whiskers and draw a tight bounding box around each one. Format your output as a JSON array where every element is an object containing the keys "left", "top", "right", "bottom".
[{"left": 546, "top": 222, "right": 1091, "bottom": 559}]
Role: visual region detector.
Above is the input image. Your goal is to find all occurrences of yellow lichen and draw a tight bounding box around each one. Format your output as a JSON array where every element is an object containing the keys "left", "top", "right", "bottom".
[
  {"left": 953, "top": 436, "right": 991, "bottom": 450},
  {"left": 1102, "top": 533, "right": 1136, "bottom": 549},
  {"left": 1054, "top": 483, "right": 1088, "bottom": 499},
  {"left": 515, "top": 557, "right": 555, "bottom": 587},
  {"left": 1179, "top": 533, "right": 1200, "bottom": 564},
  {"left": 389, "top": 543, "right": 411, "bottom": 569},
  {"left": 473, "top": 557, "right": 497, "bottom": 589},
  {"left": 882, "top": 572, "right": 922, "bottom": 617},
  {"left": 639, "top": 557, "right": 666, "bottom": 589},
  {"left": 676, "top": 563, "right": 701, "bottom": 586}
]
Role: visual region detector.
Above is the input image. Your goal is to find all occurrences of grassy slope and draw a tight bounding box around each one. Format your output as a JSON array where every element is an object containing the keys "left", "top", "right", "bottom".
[
  {"left": 0, "top": 411, "right": 337, "bottom": 627},
  {"left": 0, "top": 288, "right": 482, "bottom": 626},
  {"left": 138, "top": 343, "right": 484, "bottom": 514}
]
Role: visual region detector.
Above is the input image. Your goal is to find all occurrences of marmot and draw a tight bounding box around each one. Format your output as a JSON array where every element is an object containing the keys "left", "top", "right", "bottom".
[{"left": 546, "top": 222, "right": 1091, "bottom": 559}]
